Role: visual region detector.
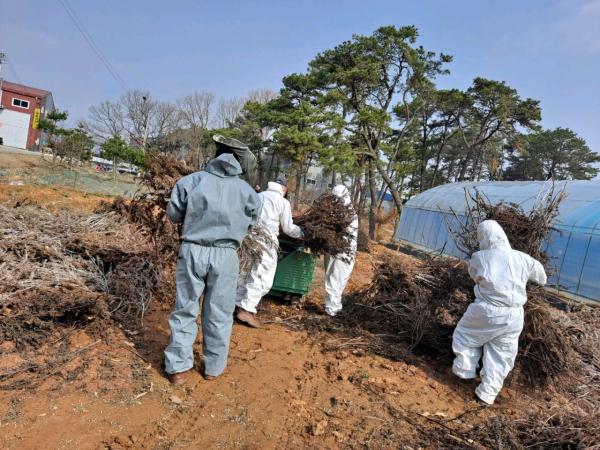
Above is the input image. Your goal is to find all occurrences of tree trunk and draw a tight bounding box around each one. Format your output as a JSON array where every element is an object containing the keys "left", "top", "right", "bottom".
[
  {"left": 257, "top": 146, "right": 263, "bottom": 186},
  {"left": 457, "top": 146, "right": 474, "bottom": 181},
  {"left": 274, "top": 155, "right": 280, "bottom": 179},
  {"left": 293, "top": 166, "right": 303, "bottom": 211},
  {"left": 331, "top": 171, "right": 337, "bottom": 188},
  {"left": 374, "top": 160, "right": 403, "bottom": 216},
  {"left": 367, "top": 160, "right": 378, "bottom": 239},
  {"left": 430, "top": 143, "right": 448, "bottom": 189},
  {"left": 113, "top": 156, "right": 117, "bottom": 181}
]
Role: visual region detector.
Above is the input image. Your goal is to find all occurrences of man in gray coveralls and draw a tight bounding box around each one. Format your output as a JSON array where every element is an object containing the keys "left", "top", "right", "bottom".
[{"left": 164, "top": 144, "right": 260, "bottom": 386}]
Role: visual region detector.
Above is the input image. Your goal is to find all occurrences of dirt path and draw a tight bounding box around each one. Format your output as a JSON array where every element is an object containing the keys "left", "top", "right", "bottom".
[{"left": 0, "top": 241, "right": 514, "bottom": 450}]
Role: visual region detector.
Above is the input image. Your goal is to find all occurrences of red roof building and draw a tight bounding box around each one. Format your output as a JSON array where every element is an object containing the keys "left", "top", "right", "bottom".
[{"left": 0, "top": 80, "right": 55, "bottom": 150}]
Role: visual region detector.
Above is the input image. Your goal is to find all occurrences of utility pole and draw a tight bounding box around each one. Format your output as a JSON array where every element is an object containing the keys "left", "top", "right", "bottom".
[
  {"left": 0, "top": 53, "right": 5, "bottom": 109},
  {"left": 142, "top": 96, "right": 150, "bottom": 150}
]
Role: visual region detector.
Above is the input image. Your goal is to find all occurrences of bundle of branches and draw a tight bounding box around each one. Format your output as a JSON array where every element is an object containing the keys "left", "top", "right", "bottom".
[
  {"left": 237, "top": 223, "right": 279, "bottom": 287},
  {"left": 513, "top": 286, "right": 577, "bottom": 389},
  {"left": 295, "top": 194, "right": 356, "bottom": 261},
  {"left": 138, "top": 151, "right": 195, "bottom": 209},
  {"left": 0, "top": 201, "right": 157, "bottom": 352},
  {"left": 445, "top": 184, "right": 566, "bottom": 267}
]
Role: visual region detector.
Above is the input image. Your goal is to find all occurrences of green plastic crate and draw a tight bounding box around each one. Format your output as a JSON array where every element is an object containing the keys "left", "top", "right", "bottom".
[{"left": 269, "top": 249, "right": 316, "bottom": 297}]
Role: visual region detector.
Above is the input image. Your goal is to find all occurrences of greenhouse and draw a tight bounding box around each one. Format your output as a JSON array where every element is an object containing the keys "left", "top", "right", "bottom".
[{"left": 393, "top": 180, "right": 600, "bottom": 304}]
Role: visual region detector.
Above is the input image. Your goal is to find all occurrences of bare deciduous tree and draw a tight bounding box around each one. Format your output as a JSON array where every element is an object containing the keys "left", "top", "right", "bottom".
[
  {"left": 154, "top": 101, "right": 179, "bottom": 139},
  {"left": 119, "top": 89, "right": 157, "bottom": 143},
  {"left": 177, "top": 91, "right": 216, "bottom": 166},
  {"left": 247, "top": 88, "right": 278, "bottom": 105},
  {"left": 215, "top": 96, "right": 245, "bottom": 128},
  {"left": 87, "top": 100, "right": 124, "bottom": 138}
]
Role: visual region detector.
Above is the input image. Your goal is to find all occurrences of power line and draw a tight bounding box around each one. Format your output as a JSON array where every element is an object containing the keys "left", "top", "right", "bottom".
[
  {"left": 0, "top": 54, "right": 24, "bottom": 85},
  {"left": 57, "top": 0, "right": 129, "bottom": 91},
  {"left": 6, "top": 62, "right": 23, "bottom": 85},
  {"left": 62, "top": 0, "right": 130, "bottom": 90}
]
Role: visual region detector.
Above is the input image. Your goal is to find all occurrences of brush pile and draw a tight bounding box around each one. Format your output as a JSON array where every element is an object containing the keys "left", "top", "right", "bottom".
[
  {"left": 0, "top": 201, "right": 157, "bottom": 349},
  {"left": 295, "top": 194, "right": 356, "bottom": 261},
  {"left": 344, "top": 254, "right": 474, "bottom": 354},
  {"left": 345, "top": 184, "right": 596, "bottom": 392},
  {"left": 418, "top": 403, "right": 600, "bottom": 449},
  {"left": 0, "top": 199, "right": 159, "bottom": 389}
]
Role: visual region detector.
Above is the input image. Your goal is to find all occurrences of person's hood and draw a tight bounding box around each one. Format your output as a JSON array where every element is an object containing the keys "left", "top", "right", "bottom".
[
  {"left": 477, "top": 220, "right": 512, "bottom": 251},
  {"left": 206, "top": 153, "right": 243, "bottom": 178},
  {"left": 332, "top": 184, "right": 351, "bottom": 205},
  {"left": 267, "top": 181, "right": 285, "bottom": 197}
]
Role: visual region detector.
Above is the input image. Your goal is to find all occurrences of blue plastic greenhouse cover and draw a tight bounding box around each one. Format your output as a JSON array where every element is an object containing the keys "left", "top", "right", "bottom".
[
  {"left": 399, "top": 180, "right": 600, "bottom": 237},
  {"left": 394, "top": 180, "right": 600, "bottom": 303}
]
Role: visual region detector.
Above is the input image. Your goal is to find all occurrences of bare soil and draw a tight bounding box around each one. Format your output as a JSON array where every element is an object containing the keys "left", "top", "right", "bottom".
[{"left": 0, "top": 185, "right": 525, "bottom": 450}]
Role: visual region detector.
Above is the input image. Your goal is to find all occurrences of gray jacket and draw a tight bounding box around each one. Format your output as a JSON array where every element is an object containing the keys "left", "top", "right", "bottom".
[{"left": 166, "top": 154, "right": 261, "bottom": 249}]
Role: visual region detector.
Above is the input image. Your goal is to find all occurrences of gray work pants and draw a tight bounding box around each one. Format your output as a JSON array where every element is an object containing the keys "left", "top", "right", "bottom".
[{"left": 164, "top": 242, "right": 238, "bottom": 377}]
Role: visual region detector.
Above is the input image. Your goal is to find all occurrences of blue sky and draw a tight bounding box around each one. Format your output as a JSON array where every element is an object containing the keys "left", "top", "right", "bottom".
[{"left": 1, "top": 0, "right": 599, "bottom": 155}]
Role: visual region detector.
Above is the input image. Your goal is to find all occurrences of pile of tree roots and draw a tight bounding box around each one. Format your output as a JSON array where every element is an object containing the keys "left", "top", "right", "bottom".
[
  {"left": 345, "top": 184, "right": 599, "bottom": 392},
  {"left": 345, "top": 183, "right": 600, "bottom": 446},
  {"left": 0, "top": 201, "right": 157, "bottom": 351},
  {"left": 295, "top": 193, "right": 357, "bottom": 261}
]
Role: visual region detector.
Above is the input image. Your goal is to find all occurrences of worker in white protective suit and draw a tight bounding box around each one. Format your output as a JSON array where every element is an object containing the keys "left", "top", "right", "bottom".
[
  {"left": 451, "top": 220, "right": 547, "bottom": 405},
  {"left": 235, "top": 178, "right": 303, "bottom": 328},
  {"left": 323, "top": 185, "right": 358, "bottom": 317}
]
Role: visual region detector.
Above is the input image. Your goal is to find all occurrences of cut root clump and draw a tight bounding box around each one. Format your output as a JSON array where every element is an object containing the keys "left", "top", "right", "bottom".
[{"left": 295, "top": 194, "right": 356, "bottom": 261}]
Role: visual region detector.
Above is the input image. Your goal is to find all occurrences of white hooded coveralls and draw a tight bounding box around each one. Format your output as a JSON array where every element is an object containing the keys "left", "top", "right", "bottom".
[
  {"left": 452, "top": 220, "right": 547, "bottom": 404},
  {"left": 324, "top": 185, "right": 358, "bottom": 317},
  {"left": 236, "top": 182, "right": 303, "bottom": 314}
]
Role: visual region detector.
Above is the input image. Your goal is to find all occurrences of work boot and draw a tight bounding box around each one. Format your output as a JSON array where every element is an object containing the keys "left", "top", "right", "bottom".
[
  {"left": 236, "top": 309, "right": 262, "bottom": 328},
  {"left": 204, "top": 368, "right": 227, "bottom": 381},
  {"left": 168, "top": 371, "right": 187, "bottom": 386},
  {"left": 474, "top": 393, "right": 491, "bottom": 407}
]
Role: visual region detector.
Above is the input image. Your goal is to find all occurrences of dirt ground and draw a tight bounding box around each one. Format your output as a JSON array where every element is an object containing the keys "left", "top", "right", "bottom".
[{"left": 0, "top": 179, "right": 521, "bottom": 450}]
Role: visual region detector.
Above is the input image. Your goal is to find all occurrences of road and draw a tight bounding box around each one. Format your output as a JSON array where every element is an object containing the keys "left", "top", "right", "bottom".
[{"left": 0, "top": 144, "right": 44, "bottom": 155}]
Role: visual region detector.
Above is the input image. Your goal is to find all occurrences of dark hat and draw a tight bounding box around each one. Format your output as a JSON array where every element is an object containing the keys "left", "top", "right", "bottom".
[{"left": 275, "top": 178, "right": 288, "bottom": 188}]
